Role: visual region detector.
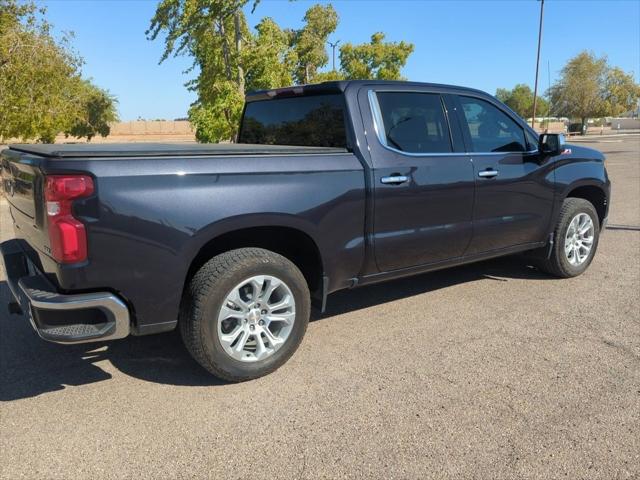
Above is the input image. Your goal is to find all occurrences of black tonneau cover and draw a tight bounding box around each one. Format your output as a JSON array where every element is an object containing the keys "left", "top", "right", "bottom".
[{"left": 8, "top": 143, "right": 348, "bottom": 159}]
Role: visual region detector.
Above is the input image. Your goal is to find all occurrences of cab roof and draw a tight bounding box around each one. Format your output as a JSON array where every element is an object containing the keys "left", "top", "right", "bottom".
[{"left": 244, "top": 80, "right": 488, "bottom": 102}]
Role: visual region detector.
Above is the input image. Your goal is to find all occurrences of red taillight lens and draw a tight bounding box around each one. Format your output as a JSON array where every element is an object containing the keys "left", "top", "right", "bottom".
[{"left": 44, "top": 175, "right": 94, "bottom": 263}]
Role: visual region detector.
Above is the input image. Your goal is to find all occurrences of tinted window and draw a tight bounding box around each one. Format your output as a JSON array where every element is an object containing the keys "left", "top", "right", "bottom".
[
  {"left": 375, "top": 92, "right": 452, "bottom": 153},
  {"left": 525, "top": 128, "right": 539, "bottom": 151},
  {"left": 239, "top": 94, "right": 346, "bottom": 147},
  {"left": 459, "top": 96, "right": 526, "bottom": 152}
]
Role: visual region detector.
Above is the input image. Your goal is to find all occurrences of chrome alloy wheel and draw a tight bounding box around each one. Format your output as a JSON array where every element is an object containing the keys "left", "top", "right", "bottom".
[
  {"left": 564, "top": 213, "right": 595, "bottom": 266},
  {"left": 217, "top": 275, "right": 296, "bottom": 362}
]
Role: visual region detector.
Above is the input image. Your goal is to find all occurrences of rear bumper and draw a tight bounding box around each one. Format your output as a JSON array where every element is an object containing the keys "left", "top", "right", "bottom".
[{"left": 1, "top": 239, "right": 130, "bottom": 344}]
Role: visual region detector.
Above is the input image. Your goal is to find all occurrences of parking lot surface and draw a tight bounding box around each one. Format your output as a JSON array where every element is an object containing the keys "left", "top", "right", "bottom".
[{"left": 1, "top": 137, "right": 639, "bottom": 479}]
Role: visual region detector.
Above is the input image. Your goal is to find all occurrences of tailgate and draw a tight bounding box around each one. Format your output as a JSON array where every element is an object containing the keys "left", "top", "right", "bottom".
[{"left": 1, "top": 148, "right": 48, "bottom": 256}]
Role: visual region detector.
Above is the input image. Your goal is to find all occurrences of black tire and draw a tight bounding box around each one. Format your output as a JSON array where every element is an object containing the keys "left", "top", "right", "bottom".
[
  {"left": 536, "top": 197, "right": 600, "bottom": 278},
  {"left": 180, "top": 248, "right": 310, "bottom": 382}
]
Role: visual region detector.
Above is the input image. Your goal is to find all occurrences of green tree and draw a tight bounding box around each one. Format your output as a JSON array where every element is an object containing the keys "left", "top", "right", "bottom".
[
  {"left": 243, "top": 17, "right": 295, "bottom": 91},
  {"left": 1, "top": 0, "right": 79, "bottom": 142},
  {"left": 549, "top": 51, "right": 639, "bottom": 133},
  {"left": 148, "top": 1, "right": 416, "bottom": 141},
  {"left": 0, "top": 0, "right": 117, "bottom": 142},
  {"left": 549, "top": 51, "right": 608, "bottom": 132},
  {"left": 148, "top": 2, "right": 337, "bottom": 141},
  {"left": 603, "top": 66, "right": 640, "bottom": 117},
  {"left": 495, "top": 84, "right": 548, "bottom": 120},
  {"left": 147, "top": 0, "right": 254, "bottom": 142},
  {"left": 339, "top": 32, "right": 414, "bottom": 81},
  {"left": 291, "top": 4, "right": 338, "bottom": 84},
  {"left": 313, "top": 69, "right": 346, "bottom": 82},
  {"left": 65, "top": 80, "right": 119, "bottom": 141}
]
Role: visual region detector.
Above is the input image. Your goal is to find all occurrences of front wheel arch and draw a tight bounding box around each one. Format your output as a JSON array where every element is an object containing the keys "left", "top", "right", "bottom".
[
  {"left": 565, "top": 184, "right": 608, "bottom": 226},
  {"left": 535, "top": 197, "right": 601, "bottom": 278}
]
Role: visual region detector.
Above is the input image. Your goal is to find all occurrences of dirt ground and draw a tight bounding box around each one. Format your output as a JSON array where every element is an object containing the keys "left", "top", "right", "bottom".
[{"left": 1, "top": 136, "right": 638, "bottom": 479}]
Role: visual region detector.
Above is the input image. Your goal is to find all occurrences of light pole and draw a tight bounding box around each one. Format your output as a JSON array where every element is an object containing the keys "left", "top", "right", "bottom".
[
  {"left": 545, "top": 59, "right": 551, "bottom": 131},
  {"left": 531, "top": 0, "right": 545, "bottom": 129},
  {"left": 328, "top": 40, "right": 340, "bottom": 72}
]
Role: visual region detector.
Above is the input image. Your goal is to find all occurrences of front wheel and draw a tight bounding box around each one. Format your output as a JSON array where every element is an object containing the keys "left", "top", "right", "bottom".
[
  {"left": 180, "top": 248, "right": 310, "bottom": 381},
  {"left": 536, "top": 198, "right": 600, "bottom": 278}
]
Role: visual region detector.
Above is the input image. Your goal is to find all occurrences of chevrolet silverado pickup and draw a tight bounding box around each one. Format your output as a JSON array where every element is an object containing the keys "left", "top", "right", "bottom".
[{"left": 1, "top": 80, "right": 610, "bottom": 381}]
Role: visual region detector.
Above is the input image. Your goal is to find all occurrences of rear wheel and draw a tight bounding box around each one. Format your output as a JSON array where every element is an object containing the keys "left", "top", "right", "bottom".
[
  {"left": 180, "top": 248, "right": 310, "bottom": 381},
  {"left": 535, "top": 198, "right": 600, "bottom": 278}
]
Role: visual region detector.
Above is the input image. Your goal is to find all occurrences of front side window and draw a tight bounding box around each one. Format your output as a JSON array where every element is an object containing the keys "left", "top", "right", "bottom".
[
  {"left": 374, "top": 92, "right": 452, "bottom": 154},
  {"left": 525, "top": 128, "right": 539, "bottom": 151},
  {"left": 239, "top": 94, "right": 347, "bottom": 147},
  {"left": 459, "top": 96, "right": 526, "bottom": 153}
]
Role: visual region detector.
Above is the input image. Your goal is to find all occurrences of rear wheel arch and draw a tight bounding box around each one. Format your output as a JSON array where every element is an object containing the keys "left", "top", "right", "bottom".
[{"left": 183, "top": 225, "right": 325, "bottom": 302}]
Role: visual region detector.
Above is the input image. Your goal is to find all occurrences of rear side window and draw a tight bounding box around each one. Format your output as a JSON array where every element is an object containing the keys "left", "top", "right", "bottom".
[
  {"left": 238, "top": 94, "right": 347, "bottom": 147},
  {"left": 373, "top": 92, "right": 452, "bottom": 153},
  {"left": 458, "top": 96, "right": 527, "bottom": 153}
]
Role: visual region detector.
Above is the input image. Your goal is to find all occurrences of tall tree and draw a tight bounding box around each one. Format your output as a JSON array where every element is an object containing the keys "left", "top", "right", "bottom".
[
  {"left": 339, "top": 32, "right": 414, "bottom": 80},
  {"left": 65, "top": 80, "right": 119, "bottom": 141},
  {"left": 147, "top": 0, "right": 255, "bottom": 142},
  {"left": 549, "top": 51, "right": 639, "bottom": 133},
  {"left": 242, "top": 17, "right": 295, "bottom": 91},
  {"left": 495, "top": 84, "right": 548, "bottom": 120},
  {"left": 291, "top": 4, "right": 338, "bottom": 84},
  {"left": 0, "top": 0, "right": 117, "bottom": 142},
  {"left": 604, "top": 67, "right": 640, "bottom": 117},
  {"left": 549, "top": 51, "right": 607, "bottom": 132},
  {"left": 148, "top": 1, "right": 416, "bottom": 141}
]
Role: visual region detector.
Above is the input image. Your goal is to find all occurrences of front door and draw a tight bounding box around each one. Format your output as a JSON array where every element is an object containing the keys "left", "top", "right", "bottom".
[
  {"left": 453, "top": 95, "right": 555, "bottom": 254},
  {"left": 362, "top": 88, "right": 475, "bottom": 272}
]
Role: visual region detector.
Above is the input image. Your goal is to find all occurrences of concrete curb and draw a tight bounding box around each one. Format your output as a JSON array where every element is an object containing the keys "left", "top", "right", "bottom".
[{"left": 570, "top": 133, "right": 640, "bottom": 141}]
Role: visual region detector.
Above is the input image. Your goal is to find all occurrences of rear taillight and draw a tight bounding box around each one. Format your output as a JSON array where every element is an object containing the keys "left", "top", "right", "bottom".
[{"left": 44, "top": 175, "right": 94, "bottom": 263}]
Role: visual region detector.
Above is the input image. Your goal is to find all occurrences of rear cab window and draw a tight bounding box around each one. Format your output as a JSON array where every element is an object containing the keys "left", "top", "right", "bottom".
[{"left": 238, "top": 94, "right": 347, "bottom": 147}]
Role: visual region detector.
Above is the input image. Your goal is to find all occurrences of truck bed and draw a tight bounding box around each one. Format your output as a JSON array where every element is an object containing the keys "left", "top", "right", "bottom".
[{"left": 8, "top": 143, "right": 348, "bottom": 159}]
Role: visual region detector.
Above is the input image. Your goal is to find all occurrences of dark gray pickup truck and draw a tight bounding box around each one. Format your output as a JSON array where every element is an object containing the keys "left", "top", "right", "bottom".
[{"left": 1, "top": 80, "right": 610, "bottom": 381}]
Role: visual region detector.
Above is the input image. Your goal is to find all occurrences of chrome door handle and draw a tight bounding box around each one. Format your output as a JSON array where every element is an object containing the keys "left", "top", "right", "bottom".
[
  {"left": 381, "top": 175, "right": 409, "bottom": 185},
  {"left": 478, "top": 169, "right": 498, "bottom": 178}
]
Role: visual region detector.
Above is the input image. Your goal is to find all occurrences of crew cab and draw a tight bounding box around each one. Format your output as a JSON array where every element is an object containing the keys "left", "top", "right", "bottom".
[{"left": 1, "top": 80, "right": 610, "bottom": 381}]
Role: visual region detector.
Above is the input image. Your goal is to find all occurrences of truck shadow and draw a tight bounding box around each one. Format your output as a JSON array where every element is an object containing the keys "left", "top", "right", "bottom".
[
  {"left": 313, "top": 256, "right": 550, "bottom": 321},
  {"left": 1, "top": 256, "right": 551, "bottom": 400}
]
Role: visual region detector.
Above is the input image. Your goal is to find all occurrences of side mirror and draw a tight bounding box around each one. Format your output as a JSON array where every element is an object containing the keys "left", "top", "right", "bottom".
[{"left": 539, "top": 133, "right": 566, "bottom": 156}]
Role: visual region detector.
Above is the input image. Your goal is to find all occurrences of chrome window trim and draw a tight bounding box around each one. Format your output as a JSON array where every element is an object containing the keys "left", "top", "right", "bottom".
[
  {"left": 367, "top": 89, "right": 538, "bottom": 157},
  {"left": 467, "top": 150, "right": 539, "bottom": 156}
]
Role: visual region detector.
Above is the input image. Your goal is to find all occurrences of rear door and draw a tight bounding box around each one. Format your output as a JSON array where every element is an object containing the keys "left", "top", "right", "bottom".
[
  {"left": 360, "top": 87, "right": 475, "bottom": 272},
  {"left": 453, "top": 95, "right": 555, "bottom": 254}
]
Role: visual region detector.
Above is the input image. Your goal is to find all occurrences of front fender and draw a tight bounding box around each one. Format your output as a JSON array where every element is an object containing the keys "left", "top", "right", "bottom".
[
  {"left": 548, "top": 146, "right": 610, "bottom": 233},
  {"left": 555, "top": 161, "right": 608, "bottom": 199}
]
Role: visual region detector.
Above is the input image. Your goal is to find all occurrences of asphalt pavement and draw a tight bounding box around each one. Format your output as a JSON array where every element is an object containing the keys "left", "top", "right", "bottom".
[{"left": 1, "top": 137, "right": 639, "bottom": 479}]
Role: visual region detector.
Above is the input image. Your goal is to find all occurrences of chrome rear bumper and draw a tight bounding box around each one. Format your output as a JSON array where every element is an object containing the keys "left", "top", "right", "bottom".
[{"left": 1, "top": 239, "right": 130, "bottom": 344}]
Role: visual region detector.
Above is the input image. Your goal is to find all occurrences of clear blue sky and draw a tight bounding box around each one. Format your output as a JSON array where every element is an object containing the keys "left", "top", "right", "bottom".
[{"left": 39, "top": 0, "right": 640, "bottom": 121}]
